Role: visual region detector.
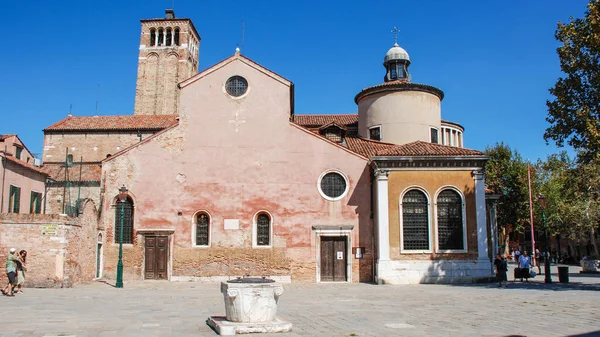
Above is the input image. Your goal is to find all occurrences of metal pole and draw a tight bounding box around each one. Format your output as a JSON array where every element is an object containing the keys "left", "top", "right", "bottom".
[
  {"left": 527, "top": 164, "right": 536, "bottom": 267},
  {"left": 543, "top": 210, "right": 552, "bottom": 283},
  {"left": 116, "top": 200, "right": 125, "bottom": 288}
]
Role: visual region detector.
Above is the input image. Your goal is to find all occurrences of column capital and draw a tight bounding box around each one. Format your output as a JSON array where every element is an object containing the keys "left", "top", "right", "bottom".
[
  {"left": 374, "top": 168, "right": 390, "bottom": 180},
  {"left": 471, "top": 169, "right": 485, "bottom": 181}
]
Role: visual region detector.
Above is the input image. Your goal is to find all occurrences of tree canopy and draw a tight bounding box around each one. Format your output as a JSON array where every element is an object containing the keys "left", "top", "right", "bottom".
[{"left": 545, "top": 0, "right": 600, "bottom": 161}]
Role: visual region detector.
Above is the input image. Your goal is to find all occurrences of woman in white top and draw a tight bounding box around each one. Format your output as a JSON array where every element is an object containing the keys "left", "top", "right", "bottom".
[{"left": 518, "top": 251, "right": 532, "bottom": 282}]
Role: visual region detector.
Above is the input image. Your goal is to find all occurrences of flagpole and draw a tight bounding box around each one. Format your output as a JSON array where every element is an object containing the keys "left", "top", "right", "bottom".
[{"left": 528, "top": 163, "right": 536, "bottom": 267}]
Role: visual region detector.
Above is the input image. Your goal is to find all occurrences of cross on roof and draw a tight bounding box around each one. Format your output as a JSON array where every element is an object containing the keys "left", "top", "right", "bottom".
[{"left": 391, "top": 27, "right": 399, "bottom": 45}]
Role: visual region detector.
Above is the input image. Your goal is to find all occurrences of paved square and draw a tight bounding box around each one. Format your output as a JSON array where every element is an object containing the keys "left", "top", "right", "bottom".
[{"left": 1, "top": 265, "right": 599, "bottom": 337}]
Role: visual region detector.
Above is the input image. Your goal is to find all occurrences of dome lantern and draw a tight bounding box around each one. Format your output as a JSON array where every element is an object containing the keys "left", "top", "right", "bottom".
[{"left": 383, "top": 28, "right": 411, "bottom": 82}]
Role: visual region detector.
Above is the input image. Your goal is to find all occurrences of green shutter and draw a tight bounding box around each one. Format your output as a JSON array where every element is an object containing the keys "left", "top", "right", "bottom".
[
  {"left": 36, "top": 193, "right": 42, "bottom": 214},
  {"left": 30, "top": 191, "right": 35, "bottom": 214},
  {"left": 14, "top": 187, "right": 20, "bottom": 213}
]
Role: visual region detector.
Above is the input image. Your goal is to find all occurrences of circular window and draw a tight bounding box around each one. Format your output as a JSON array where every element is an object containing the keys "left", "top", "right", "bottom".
[
  {"left": 226, "top": 76, "right": 248, "bottom": 97},
  {"left": 319, "top": 172, "right": 348, "bottom": 200}
]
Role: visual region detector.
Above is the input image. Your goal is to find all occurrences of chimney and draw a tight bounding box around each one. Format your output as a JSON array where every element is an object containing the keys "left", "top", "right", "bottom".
[{"left": 165, "top": 9, "right": 175, "bottom": 19}]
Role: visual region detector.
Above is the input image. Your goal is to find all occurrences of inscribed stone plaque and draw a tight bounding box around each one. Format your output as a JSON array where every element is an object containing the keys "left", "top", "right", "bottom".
[{"left": 224, "top": 219, "right": 239, "bottom": 230}]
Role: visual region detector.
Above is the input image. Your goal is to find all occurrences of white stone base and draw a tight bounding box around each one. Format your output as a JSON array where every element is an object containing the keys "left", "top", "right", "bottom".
[
  {"left": 170, "top": 275, "right": 292, "bottom": 283},
  {"left": 377, "top": 259, "right": 493, "bottom": 284},
  {"left": 207, "top": 316, "right": 292, "bottom": 336}
]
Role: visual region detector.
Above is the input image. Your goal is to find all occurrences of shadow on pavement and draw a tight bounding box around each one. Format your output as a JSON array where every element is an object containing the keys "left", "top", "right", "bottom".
[{"left": 567, "top": 330, "right": 600, "bottom": 337}]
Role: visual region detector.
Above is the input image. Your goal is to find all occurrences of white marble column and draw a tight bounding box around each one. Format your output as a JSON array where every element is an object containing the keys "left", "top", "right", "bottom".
[
  {"left": 375, "top": 169, "right": 390, "bottom": 262},
  {"left": 154, "top": 30, "right": 159, "bottom": 47},
  {"left": 473, "top": 170, "right": 488, "bottom": 261}
]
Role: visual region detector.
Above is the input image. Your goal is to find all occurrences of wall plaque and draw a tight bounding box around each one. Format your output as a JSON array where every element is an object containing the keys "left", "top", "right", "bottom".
[{"left": 224, "top": 219, "right": 239, "bottom": 230}]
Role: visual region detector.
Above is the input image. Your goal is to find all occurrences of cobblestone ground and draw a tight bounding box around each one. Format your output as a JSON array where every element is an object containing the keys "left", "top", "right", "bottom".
[{"left": 1, "top": 265, "right": 599, "bottom": 337}]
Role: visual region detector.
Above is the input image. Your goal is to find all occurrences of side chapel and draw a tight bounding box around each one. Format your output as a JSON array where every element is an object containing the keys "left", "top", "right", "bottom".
[{"left": 41, "top": 10, "right": 496, "bottom": 284}]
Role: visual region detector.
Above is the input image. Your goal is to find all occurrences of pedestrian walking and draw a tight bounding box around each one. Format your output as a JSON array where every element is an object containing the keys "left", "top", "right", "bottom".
[
  {"left": 494, "top": 253, "right": 508, "bottom": 288},
  {"left": 15, "top": 250, "right": 27, "bottom": 294},
  {"left": 518, "top": 250, "right": 531, "bottom": 282},
  {"left": 2, "top": 248, "right": 20, "bottom": 296}
]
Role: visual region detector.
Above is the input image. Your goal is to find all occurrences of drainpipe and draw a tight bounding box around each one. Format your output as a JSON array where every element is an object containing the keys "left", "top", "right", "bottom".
[{"left": 1, "top": 150, "right": 6, "bottom": 213}]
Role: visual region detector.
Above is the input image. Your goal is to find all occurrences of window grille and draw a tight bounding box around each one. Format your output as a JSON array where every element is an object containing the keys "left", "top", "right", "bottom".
[
  {"left": 257, "top": 214, "right": 270, "bottom": 246},
  {"left": 437, "top": 190, "right": 464, "bottom": 250},
  {"left": 323, "top": 127, "right": 343, "bottom": 143},
  {"left": 402, "top": 190, "right": 429, "bottom": 250},
  {"left": 114, "top": 198, "right": 134, "bottom": 244},
  {"left": 226, "top": 76, "right": 248, "bottom": 97},
  {"left": 196, "top": 213, "right": 209, "bottom": 246},
  {"left": 320, "top": 172, "right": 347, "bottom": 199}
]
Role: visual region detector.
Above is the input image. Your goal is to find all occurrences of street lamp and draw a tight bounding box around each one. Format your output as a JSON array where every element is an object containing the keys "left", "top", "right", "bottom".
[
  {"left": 116, "top": 185, "right": 128, "bottom": 288},
  {"left": 538, "top": 194, "right": 552, "bottom": 283}
]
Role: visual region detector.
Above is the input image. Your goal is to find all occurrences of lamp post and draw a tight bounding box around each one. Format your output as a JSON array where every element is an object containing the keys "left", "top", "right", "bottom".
[
  {"left": 116, "top": 185, "right": 128, "bottom": 288},
  {"left": 538, "top": 194, "right": 552, "bottom": 283}
]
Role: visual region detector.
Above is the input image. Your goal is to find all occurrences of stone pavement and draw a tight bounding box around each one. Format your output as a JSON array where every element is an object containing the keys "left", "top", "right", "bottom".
[{"left": 1, "top": 265, "right": 599, "bottom": 337}]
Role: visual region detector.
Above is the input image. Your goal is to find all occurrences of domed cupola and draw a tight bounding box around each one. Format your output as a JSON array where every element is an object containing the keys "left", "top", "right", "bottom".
[{"left": 384, "top": 43, "right": 411, "bottom": 82}]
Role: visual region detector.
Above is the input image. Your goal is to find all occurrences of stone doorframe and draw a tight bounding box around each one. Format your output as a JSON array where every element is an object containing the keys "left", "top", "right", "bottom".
[
  {"left": 312, "top": 225, "right": 354, "bottom": 283},
  {"left": 136, "top": 228, "right": 175, "bottom": 281}
]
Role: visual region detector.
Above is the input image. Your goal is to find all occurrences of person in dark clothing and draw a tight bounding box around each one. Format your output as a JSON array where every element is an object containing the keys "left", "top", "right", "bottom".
[{"left": 494, "top": 253, "right": 508, "bottom": 288}]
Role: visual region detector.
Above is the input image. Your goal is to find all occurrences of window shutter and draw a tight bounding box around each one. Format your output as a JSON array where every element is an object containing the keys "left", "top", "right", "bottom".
[{"left": 14, "top": 187, "right": 20, "bottom": 213}]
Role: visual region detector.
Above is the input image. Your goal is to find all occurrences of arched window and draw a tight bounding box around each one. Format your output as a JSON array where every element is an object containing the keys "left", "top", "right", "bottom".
[
  {"left": 166, "top": 28, "right": 172, "bottom": 46},
  {"left": 437, "top": 189, "right": 464, "bottom": 250},
  {"left": 195, "top": 212, "right": 210, "bottom": 246},
  {"left": 256, "top": 213, "right": 270, "bottom": 246},
  {"left": 150, "top": 28, "right": 156, "bottom": 46},
  {"left": 174, "top": 28, "right": 180, "bottom": 46},
  {"left": 114, "top": 197, "right": 134, "bottom": 244},
  {"left": 402, "top": 190, "right": 429, "bottom": 250},
  {"left": 157, "top": 28, "right": 164, "bottom": 46}
]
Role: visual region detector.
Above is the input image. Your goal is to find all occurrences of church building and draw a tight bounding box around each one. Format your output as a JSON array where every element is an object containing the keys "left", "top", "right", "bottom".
[{"left": 41, "top": 10, "right": 494, "bottom": 284}]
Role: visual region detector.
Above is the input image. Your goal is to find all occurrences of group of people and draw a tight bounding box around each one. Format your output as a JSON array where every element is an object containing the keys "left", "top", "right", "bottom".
[
  {"left": 494, "top": 250, "right": 535, "bottom": 287},
  {"left": 2, "top": 248, "right": 26, "bottom": 297}
]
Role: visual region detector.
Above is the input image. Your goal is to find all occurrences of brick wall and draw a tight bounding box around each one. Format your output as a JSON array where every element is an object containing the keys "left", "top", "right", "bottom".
[
  {"left": 0, "top": 200, "right": 99, "bottom": 287},
  {"left": 43, "top": 131, "right": 155, "bottom": 164}
]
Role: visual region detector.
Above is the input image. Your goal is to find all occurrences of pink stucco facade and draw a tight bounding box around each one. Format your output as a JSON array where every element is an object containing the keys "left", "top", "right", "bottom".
[
  {"left": 100, "top": 54, "right": 374, "bottom": 282},
  {"left": 0, "top": 135, "right": 47, "bottom": 214}
]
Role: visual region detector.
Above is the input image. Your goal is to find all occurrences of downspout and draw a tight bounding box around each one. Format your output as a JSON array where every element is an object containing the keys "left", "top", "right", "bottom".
[
  {"left": 0, "top": 149, "right": 7, "bottom": 213},
  {"left": 369, "top": 162, "right": 376, "bottom": 283}
]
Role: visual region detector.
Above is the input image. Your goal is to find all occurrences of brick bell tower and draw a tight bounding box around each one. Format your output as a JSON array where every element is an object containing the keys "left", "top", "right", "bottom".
[{"left": 133, "top": 9, "right": 200, "bottom": 115}]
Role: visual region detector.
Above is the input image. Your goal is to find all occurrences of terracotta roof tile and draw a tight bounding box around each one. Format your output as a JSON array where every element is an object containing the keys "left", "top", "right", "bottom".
[
  {"left": 345, "top": 137, "right": 399, "bottom": 158},
  {"left": 44, "top": 115, "right": 179, "bottom": 132},
  {"left": 292, "top": 114, "right": 358, "bottom": 127},
  {"left": 42, "top": 163, "right": 102, "bottom": 182},
  {"left": 1, "top": 153, "right": 48, "bottom": 176},
  {"left": 0, "top": 134, "right": 16, "bottom": 141},
  {"left": 375, "top": 141, "right": 484, "bottom": 157}
]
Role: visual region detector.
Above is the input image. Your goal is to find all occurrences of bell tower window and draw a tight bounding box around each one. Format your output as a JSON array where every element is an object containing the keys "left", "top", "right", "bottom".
[
  {"left": 157, "top": 28, "right": 164, "bottom": 46},
  {"left": 174, "top": 28, "right": 180, "bottom": 46},
  {"left": 166, "top": 28, "right": 172, "bottom": 46},
  {"left": 150, "top": 28, "right": 156, "bottom": 47}
]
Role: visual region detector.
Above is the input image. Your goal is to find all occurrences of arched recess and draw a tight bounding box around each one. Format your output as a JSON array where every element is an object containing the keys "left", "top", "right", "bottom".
[
  {"left": 191, "top": 210, "right": 211, "bottom": 247},
  {"left": 434, "top": 186, "right": 467, "bottom": 252},
  {"left": 253, "top": 210, "right": 273, "bottom": 248},
  {"left": 114, "top": 196, "right": 134, "bottom": 244},
  {"left": 399, "top": 186, "right": 432, "bottom": 253}
]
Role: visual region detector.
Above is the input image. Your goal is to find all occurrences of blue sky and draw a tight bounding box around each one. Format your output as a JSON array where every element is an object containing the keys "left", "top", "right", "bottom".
[{"left": 0, "top": 0, "right": 589, "bottom": 161}]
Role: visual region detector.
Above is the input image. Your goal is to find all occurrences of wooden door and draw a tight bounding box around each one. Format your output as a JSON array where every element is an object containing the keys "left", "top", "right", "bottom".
[
  {"left": 320, "top": 236, "right": 347, "bottom": 282},
  {"left": 144, "top": 236, "right": 168, "bottom": 280}
]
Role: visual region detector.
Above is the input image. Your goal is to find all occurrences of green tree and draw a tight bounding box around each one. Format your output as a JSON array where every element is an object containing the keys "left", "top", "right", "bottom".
[
  {"left": 545, "top": 0, "right": 600, "bottom": 161},
  {"left": 485, "top": 143, "right": 530, "bottom": 236},
  {"left": 537, "top": 153, "right": 600, "bottom": 256}
]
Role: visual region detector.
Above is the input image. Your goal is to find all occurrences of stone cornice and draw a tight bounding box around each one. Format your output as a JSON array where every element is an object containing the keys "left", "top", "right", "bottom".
[
  {"left": 371, "top": 156, "right": 487, "bottom": 170},
  {"left": 355, "top": 82, "right": 444, "bottom": 104}
]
